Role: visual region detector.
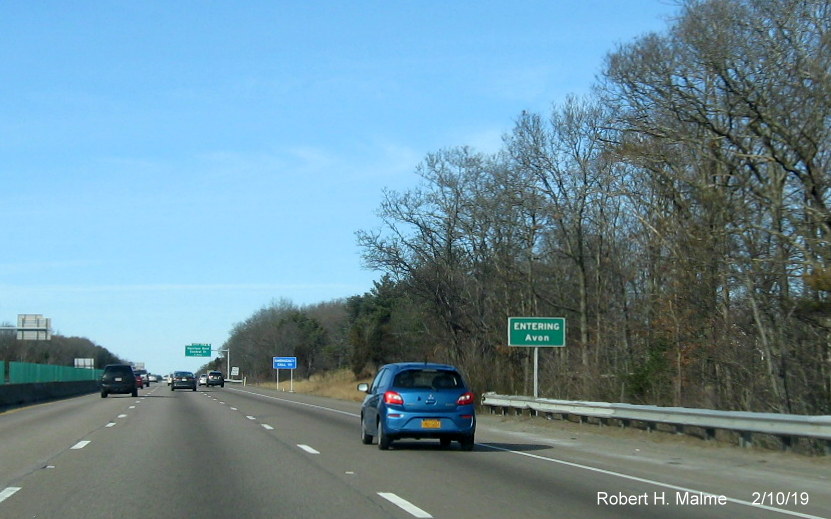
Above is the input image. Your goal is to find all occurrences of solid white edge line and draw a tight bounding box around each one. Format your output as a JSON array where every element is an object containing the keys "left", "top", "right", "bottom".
[
  {"left": 297, "top": 444, "right": 320, "bottom": 454},
  {"left": 227, "top": 388, "right": 358, "bottom": 417},
  {"left": 70, "top": 440, "right": 91, "bottom": 450},
  {"left": 480, "top": 444, "right": 828, "bottom": 519},
  {"left": 0, "top": 487, "right": 21, "bottom": 503},
  {"left": 378, "top": 492, "right": 433, "bottom": 519}
]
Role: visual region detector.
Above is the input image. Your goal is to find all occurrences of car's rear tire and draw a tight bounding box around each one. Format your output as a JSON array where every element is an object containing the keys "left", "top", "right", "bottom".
[
  {"left": 377, "top": 419, "right": 391, "bottom": 450},
  {"left": 192, "top": 386, "right": 196, "bottom": 391},
  {"left": 131, "top": 389, "right": 138, "bottom": 397},
  {"left": 459, "top": 434, "right": 475, "bottom": 451},
  {"left": 440, "top": 437, "right": 452, "bottom": 448},
  {"left": 171, "top": 386, "right": 175, "bottom": 391},
  {"left": 101, "top": 390, "right": 108, "bottom": 398},
  {"left": 361, "top": 416, "right": 373, "bottom": 445}
]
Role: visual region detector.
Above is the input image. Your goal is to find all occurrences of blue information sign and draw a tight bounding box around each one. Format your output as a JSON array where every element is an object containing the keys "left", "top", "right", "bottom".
[{"left": 273, "top": 356, "right": 297, "bottom": 369}]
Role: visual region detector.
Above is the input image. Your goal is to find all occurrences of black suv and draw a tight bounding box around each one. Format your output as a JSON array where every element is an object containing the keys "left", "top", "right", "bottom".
[
  {"left": 206, "top": 370, "right": 224, "bottom": 387},
  {"left": 100, "top": 364, "right": 138, "bottom": 398}
]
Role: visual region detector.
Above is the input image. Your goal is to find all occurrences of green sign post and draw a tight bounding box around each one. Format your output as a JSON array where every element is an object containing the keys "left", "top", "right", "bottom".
[
  {"left": 185, "top": 343, "right": 212, "bottom": 357},
  {"left": 508, "top": 317, "right": 566, "bottom": 398}
]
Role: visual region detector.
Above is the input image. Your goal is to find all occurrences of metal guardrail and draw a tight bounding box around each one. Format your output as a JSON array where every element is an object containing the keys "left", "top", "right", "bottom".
[{"left": 481, "top": 393, "right": 831, "bottom": 454}]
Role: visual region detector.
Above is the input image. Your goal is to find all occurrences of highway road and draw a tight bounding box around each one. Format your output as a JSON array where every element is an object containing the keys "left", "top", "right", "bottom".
[{"left": 1, "top": 384, "right": 828, "bottom": 519}]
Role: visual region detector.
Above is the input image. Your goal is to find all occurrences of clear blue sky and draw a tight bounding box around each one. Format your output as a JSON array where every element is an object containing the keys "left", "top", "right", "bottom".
[{"left": 1, "top": 1, "right": 677, "bottom": 375}]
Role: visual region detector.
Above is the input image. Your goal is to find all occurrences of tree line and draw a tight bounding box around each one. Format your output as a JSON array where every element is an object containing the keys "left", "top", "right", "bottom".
[
  {"left": 7, "top": 0, "right": 826, "bottom": 416},
  {"left": 0, "top": 330, "right": 124, "bottom": 371},
  {"left": 223, "top": 0, "right": 830, "bottom": 415}
]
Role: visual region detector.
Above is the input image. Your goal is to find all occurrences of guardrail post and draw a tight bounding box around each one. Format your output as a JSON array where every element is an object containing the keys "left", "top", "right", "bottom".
[
  {"left": 739, "top": 431, "right": 753, "bottom": 448},
  {"left": 780, "top": 436, "right": 793, "bottom": 452}
]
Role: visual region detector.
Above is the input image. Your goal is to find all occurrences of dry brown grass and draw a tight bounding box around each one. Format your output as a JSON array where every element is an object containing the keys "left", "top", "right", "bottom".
[{"left": 257, "top": 368, "right": 371, "bottom": 402}]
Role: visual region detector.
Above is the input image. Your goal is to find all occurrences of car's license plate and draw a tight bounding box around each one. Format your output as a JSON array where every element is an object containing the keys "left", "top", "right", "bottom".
[
  {"left": 114, "top": 377, "right": 122, "bottom": 381},
  {"left": 421, "top": 419, "right": 441, "bottom": 429}
]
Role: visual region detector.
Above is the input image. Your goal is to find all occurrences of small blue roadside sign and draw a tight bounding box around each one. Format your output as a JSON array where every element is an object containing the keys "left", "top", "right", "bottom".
[{"left": 273, "top": 356, "right": 297, "bottom": 369}]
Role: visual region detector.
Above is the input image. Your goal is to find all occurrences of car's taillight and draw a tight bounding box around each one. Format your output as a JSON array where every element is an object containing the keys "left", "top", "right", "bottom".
[
  {"left": 457, "top": 392, "right": 475, "bottom": 406},
  {"left": 384, "top": 391, "right": 404, "bottom": 405}
]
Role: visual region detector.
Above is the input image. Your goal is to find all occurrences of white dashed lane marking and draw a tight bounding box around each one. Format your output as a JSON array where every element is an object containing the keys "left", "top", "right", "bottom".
[
  {"left": 378, "top": 493, "right": 432, "bottom": 518},
  {"left": 261, "top": 424, "right": 274, "bottom": 430},
  {"left": 0, "top": 487, "right": 21, "bottom": 504},
  {"left": 297, "top": 444, "right": 319, "bottom": 454},
  {"left": 71, "top": 441, "right": 91, "bottom": 450}
]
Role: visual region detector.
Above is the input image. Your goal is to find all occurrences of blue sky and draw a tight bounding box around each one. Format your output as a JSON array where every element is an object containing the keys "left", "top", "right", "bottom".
[{"left": 1, "top": 1, "right": 677, "bottom": 375}]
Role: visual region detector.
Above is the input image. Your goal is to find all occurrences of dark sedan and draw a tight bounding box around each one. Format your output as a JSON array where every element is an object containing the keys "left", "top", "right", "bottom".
[{"left": 170, "top": 371, "right": 197, "bottom": 391}]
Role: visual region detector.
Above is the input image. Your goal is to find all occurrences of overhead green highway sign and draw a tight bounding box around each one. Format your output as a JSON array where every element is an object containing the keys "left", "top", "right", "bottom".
[
  {"left": 508, "top": 317, "right": 566, "bottom": 347},
  {"left": 185, "top": 343, "right": 212, "bottom": 357}
]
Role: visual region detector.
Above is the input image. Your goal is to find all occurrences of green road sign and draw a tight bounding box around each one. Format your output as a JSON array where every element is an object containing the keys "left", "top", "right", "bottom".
[
  {"left": 185, "top": 343, "right": 212, "bottom": 357},
  {"left": 508, "top": 317, "right": 565, "bottom": 347}
]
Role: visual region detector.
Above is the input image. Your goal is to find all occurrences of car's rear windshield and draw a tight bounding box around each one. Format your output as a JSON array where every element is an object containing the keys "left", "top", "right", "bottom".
[
  {"left": 174, "top": 371, "right": 192, "bottom": 377},
  {"left": 392, "top": 369, "right": 463, "bottom": 389},
  {"left": 105, "top": 365, "right": 132, "bottom": 374}
]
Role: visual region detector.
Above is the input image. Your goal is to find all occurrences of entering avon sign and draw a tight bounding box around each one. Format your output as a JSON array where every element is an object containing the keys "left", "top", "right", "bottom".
[{"left": 508, "top": 317, "right": 566, "bottom": 347}]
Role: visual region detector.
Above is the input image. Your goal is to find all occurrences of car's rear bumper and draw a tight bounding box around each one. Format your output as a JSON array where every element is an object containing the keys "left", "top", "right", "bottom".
[
  {"left": 100, "top": 383, "right": 136, "bottom": 394},
  {"left": 383, "top": 412, "right": 476, "bottom": 438}
]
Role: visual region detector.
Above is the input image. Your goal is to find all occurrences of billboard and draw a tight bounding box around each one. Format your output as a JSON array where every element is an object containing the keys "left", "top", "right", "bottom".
[{"left": 17, "top": 314, "right": 52, "bottom": 341}]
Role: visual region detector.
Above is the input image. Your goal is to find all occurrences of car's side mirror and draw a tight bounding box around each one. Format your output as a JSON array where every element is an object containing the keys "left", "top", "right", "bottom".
[{"left": 357, "top": 383, "right": 369, "bottom": 393}]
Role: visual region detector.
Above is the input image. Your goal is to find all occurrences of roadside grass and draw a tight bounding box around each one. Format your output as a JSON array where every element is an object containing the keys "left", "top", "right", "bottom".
[{"left": 256, "top": 368, "right": 371, "bottom": 402}]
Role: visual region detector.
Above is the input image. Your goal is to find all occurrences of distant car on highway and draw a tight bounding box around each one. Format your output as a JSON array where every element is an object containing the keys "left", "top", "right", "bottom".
[
  {"left": 357, "top": 362, "right": 476, "bottom": 451},
  {"left": 134, "top": 369, "right": 150, "bottom": 388},
  {"left": 170, "top": 371, "right": 197, "bottom": 391},
  {"left": 206, "top": 370, "right": 225, "bottom": 387},
  {"left": 100, "top": 364, "right": 139, "bottom": 398},
  {"left": 198, "top": 374, "right": 207, "bottom": 386}
]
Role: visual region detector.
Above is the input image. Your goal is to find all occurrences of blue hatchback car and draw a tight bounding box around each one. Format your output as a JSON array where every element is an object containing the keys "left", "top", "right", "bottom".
[{"left": 358, "top": 362, "right": 476, "bottom": 450}]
